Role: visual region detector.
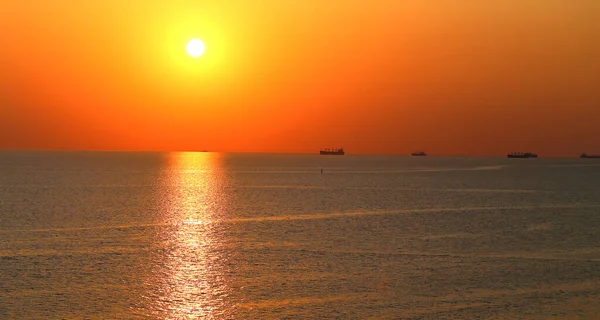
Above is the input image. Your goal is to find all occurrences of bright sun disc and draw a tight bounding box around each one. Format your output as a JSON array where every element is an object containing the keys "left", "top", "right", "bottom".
[{"left": 186, "top": 39, "right": 205, "bottom": 58}]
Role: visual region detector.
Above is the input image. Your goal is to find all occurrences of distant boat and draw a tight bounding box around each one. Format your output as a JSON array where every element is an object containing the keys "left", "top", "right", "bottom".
[
  {"left": 507, "top": 152, "right": 538, "bottom": 158},
  {"left": 411, "top": 151, "right": 427, "bottom": 156},
  {"left": 320, "top": 148, "right": 345, "bottom": 155},
  {"left": 581, "top": 153, "right": 600, "bottom": 159}
]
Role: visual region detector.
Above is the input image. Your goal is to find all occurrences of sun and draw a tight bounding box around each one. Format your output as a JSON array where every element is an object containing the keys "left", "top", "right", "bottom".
[{"left": 186, "top": 39, "right": 205, "bottom": 58}]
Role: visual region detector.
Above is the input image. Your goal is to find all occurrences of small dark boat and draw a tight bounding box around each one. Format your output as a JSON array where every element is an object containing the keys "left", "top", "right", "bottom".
[
  {"left": 507, "top": 152, "right": 538, "bottom": 158},
  {"left": 581, "top": 153, "right": 600, "bottom": 159},
  {"left": 411, "top": 151, "right": 427, "bottom": 156},
  {"left": 320, "top": 148, "right": 345, "bottom": 155}
]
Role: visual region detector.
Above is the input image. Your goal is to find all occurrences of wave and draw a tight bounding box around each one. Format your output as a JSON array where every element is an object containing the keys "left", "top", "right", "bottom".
[{"left": 4, "top": 203, "right": 599, "bottom": 234}]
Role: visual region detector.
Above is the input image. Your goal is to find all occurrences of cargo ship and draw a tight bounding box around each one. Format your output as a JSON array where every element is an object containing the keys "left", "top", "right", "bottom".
[
  {"left": 411, "top": 151, "right": 427, "bottom": 156},
  {"left": 507, "top": 152, "right": 538, "bottom": 158},
  {"left": 581, "top": 153, "right": 600, "bottom": 159},
  {"left": 320, "top": 148, "right": 345, "bottom": 155}
]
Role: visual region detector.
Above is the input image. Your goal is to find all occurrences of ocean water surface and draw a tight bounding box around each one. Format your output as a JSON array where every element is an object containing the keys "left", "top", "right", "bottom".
[{"left": 1, "top": 151, "right": 600, "bottom": 319}]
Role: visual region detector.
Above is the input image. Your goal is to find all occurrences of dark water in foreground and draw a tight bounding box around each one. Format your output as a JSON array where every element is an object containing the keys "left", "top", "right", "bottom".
[{"left": 1, "top": 151, "right": 600, "bottom": 319}]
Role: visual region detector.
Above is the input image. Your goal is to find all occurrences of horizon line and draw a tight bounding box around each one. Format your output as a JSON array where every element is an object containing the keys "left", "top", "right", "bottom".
[{"left": 0, "top": 147, "right": 591, "bottom": 159}]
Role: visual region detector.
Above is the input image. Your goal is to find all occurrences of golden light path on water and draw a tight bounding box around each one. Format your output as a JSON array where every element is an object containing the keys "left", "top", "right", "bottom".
[{"left": 147, "top": 152, "right": 234, "bottom": 319}]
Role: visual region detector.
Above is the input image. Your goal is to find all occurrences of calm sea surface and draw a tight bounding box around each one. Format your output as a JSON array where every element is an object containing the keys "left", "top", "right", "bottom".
[{"left": 1, "top": 151, "right": 600, "bottom": 319}]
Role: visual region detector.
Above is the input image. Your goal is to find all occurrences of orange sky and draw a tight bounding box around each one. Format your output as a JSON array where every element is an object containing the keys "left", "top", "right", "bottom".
[{"left": 1, "top": 1, "right": 599, "bottom": 156}]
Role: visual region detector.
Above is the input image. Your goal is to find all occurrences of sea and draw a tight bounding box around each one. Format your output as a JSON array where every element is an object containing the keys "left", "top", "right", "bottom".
[{"left": 1, "top": 150, "right": 600, "bottom": 319}]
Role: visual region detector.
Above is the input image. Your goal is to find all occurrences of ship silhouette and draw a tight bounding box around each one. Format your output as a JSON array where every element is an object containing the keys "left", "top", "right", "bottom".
[
  {"left": 581, "top": 153, "right": 600, "bottom": 159},
  {"left": 320, "top": 148, "right": 345, "bottom": 155},
  {"left": 507, "top": 152, "right": 538, "bottom": 158}
]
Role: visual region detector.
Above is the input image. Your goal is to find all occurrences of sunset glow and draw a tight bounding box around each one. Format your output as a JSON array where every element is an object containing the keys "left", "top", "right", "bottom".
[{"left": 1, "top": 1, "right": 599, "bottom": 156}]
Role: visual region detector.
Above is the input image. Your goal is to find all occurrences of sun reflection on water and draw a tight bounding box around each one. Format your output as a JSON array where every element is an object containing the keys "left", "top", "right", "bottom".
[{"left": 148, "top": 152, "right": 234, "bottom": 319}]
